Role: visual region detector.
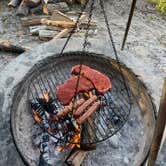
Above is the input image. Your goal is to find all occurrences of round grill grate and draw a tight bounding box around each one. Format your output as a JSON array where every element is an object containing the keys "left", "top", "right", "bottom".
[{"left": 28, "top": 52, "right": 132, "bottom": 145}]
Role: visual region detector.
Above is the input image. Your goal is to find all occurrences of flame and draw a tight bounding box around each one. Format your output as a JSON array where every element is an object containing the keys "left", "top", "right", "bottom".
[
  {"left": 39, "top": 91, "right": 49, "bottom": 102},
  {"left": 32, "top": 110, "right": 42, "bottom": 122},
  {"left": 57, "top": 125, "right": 80, "bottom": 152},
  {"left": 56, "top": 146, "right": 63, "bottom": 152}
]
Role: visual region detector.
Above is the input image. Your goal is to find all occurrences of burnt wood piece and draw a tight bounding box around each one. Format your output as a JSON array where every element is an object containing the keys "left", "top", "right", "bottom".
[
  {"left": 41, "top": 19, "right": 96, "bottom": 29},
  {"left": 147, "top": 78, "right": 166, "bottom": 166},
  {"left": 17, "top": 0, "right": 42, "bottom": 16},
  {"left": 73, "top": 95, "right": 98, "bottom": 117},
  {"left": 57, "top": 98, "right": 85, "bottom": 119},
  {"left": 76, "top": 101, "right": 100, "bottom": 125},
  {"left": 0, "top": 41, "right": 26, "bottom": 54},
  {"left": 21, "top": 15, "right": 50, "bottom": 26},
  {"left": 80, "top": 117, "right": 97, "bottom": 150},
  {"left": 8, "top": 0, "right": 21, "bottom": 7}
]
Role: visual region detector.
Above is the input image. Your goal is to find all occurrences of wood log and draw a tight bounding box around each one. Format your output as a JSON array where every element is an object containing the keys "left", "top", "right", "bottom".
[
  {"left": 147, "top": 78, "right": 166, "bottom": 166},
  {"left": 17, "top": 0, "right": 41, "bottom": 16},
  {"left": 51, "top": 10, "right": 73, "bottom": 22},
  {"left": 17, "top": 0, "right": 29, "bottom": 16},
  {"left": 65, "top": 147, "right": 88, "bottom": 166},
  {"left": 54, "top": 28, "right": 72, "bottom": 39},
  {"left": 80, "top": 117, "right": 97, "bottom": 150},
  {"left": 47, "top": 2, "right": 69, "bottom": 14},
  {"left": 41, "top": 18, "right": 97, "bottom": 29},
  {"left": 41, "top": 19, "right": 75, "bottom": 28},
  {"left": 0, "top": 41, "right": 26, "bottom": 54},
  {"left": 29, "top": 25, "right": 61, "bottom": 36},
  {"left": 39, "top": 29, "right": 59, "bottom": 41},
  {"left": 8, "top": 0, "right": 21, "bottom": 7},
  {"left": 30, "top": 2, "right": 69, "bottom": 15},
  {"left": 21, "top": 15, "right": 50, "bottom": 26}
]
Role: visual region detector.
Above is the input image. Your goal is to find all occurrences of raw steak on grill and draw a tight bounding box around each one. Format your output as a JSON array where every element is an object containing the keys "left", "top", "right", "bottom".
[
  {"left": 71, "top": 64, "right": 112, "bottom": 94},
  {"left": 56, "top": 75, "right": 94, "bottom": 105}
]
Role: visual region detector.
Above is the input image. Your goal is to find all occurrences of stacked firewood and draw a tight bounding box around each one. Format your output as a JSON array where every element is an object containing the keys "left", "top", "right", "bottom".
[
  {"left": 8, "top": 0, "right": 97, "bottom": 41},
  {"left": 8, "top": 0, "right": 86, "bottom": 16},
  {"left": 21, "top": 10, "right": 97, "bottom": 41}
]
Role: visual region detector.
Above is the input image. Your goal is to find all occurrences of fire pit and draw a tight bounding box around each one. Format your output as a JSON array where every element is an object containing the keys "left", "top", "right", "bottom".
[{"left": 9, "top": 38, "right": 156, "bottom": 165}]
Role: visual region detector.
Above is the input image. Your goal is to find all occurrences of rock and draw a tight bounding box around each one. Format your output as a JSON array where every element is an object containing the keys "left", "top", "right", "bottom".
[
  {"left": 109, "top": 135, "right": 119, "bottom": 149},
  {"left": 124, "top": 156, "right": 129, "bottom": 164}
]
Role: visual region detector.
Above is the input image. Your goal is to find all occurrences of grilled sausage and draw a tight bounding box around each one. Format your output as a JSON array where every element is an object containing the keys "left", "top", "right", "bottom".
[
  {"left": 76, "top": 101, "right": 100, "bottom": 125},
  {"left": 57, "top": 98, "right": 85, "bottom": 118},
  {"left": 73, "top": 95, "right": 97, "bottom": 117}
]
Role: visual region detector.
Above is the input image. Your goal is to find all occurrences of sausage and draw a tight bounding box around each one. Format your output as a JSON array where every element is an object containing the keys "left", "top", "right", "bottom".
[
  {"left": 57, "top": 98, "right": 85, "bottom": 118},
  {"left": 73, "top": 95, "right": 97, "bottom": 117},
  {"left": 76, "top": 101, "right": 100, "bottom": 125}
]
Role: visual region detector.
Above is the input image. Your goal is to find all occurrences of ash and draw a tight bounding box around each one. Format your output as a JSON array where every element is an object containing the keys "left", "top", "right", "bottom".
[{"left": 82, "top": 104, "right": 144, "bottom": 166}]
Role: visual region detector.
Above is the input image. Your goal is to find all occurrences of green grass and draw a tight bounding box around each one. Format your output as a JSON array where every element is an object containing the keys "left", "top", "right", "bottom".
[{"left": 149, "top": 0, "right": 166, "bottom": 15}]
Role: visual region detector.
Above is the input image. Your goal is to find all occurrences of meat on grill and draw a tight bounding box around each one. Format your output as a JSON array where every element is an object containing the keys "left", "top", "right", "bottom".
[
  {"left": 57, "top": 98, "right": 85, "bottom": 118},
  {"left": 71, "top": 64, "right": 112, "bottom": 94},
  {"left": 73, "top": 95, "right": 98, "bottom": 117},
  {"left": 76, "top": 101, "right": 100, "bottom": 125},
  {"left": 56, "top": 76, "right": 94, "bottom": 105}
]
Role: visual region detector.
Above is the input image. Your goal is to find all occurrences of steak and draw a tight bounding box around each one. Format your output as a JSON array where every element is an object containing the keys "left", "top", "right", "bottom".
[
  {"left": 56, "top": 76, "right": 94, "bottom": 105},
  {"left": 71, "top": 64, "right": 112, "bottom": 94}
]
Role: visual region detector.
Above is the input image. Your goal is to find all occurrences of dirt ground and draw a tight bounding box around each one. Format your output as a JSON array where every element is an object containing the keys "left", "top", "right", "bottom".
[{"left": 0, "top": 0, "right": 166, "bottom": 165}]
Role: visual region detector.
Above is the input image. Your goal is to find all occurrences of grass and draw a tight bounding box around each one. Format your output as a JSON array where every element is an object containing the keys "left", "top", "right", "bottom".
[{"left": 149, "top": 0, "right": 166, "bottom": 15}]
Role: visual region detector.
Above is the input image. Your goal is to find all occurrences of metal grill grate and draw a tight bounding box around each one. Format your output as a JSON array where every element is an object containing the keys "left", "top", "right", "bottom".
[{"left": 28, "top": 52, "right": 132, "bottom": 145}]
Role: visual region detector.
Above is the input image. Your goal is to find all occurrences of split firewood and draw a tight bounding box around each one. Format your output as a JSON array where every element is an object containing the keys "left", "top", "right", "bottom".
[
  {"left": 80, "top": 117, "right": 97, "bottom": 150},
  {"left": 29, "top": 25, "right": 61, "bottom": 36},
  {"left": 21, "top": 15, "right": 50, "bottom": 26},
  {"left": 39, "top": 29, "right": 59, "bottom": 41},
  {"left": 17, "top": 0, "right": 42, "bottom": 16},
  {"left": 0, "top": 41, "right": 26, "bottom": 54},
  {"left": 46, "top": 2, "right": 70, "bottom": 14},
  {"left": 66, "top": 147, "right": 88, "bottom": 166},
  {"left": 30, "top": 2, "right": 69, "bottom": 15},
  {"left": 76, "top": 101, "right": 100, "bottom": 125},
  {"left": 8, "top": 0, "right": 21, "bottom": 7},
  {"left": 41, "top": 19, "right": 75, "bottom": 28},
  {"left": 57, "top": 98, "right": 85, "bottom": 119},
  {"left": 54, "top": 28, "right": 72, "bottom": 39},
  {"left": 51, "top": 10, "right": 73, "bottom": 22}
]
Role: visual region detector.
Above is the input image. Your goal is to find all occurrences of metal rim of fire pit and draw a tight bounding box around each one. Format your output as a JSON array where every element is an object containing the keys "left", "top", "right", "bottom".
[{"left": 27, "top": 51, "right": 133, "bottom": 145}]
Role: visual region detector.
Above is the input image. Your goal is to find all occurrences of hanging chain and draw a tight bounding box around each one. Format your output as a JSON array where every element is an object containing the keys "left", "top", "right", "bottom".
[
  {"left": 83, "top": 0, "right": 95, "bottom": 51},
  {"left": 71, "top": 0, "right": 95, "bottom": 115},
  {"left": 99, "top": 0, "right": 131, "bottom": 99},
  {"left": 60, "top": 0, "right": 90, "bottom": 54}
]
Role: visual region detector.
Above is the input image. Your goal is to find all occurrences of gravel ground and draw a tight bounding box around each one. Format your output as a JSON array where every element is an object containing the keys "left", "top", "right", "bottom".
[{"left": 0, "top": 0, "right": 166, "bottom": 165}]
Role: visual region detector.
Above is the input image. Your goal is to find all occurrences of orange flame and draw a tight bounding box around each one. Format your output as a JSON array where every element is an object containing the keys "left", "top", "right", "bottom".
[{"left": 32, "top": 110, "right": 42, "bottom": 122}]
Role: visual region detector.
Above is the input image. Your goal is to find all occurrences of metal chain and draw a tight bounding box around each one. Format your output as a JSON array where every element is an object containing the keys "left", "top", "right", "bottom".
[
  {"left": 99, "top": 0, "right": 131, "bottom": 99},
  {"left": 83, "top": 0, "right": 95, "bottom": 51},
  {"left": 60, "top": 0, "right": 90, "bottom": 54}
]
